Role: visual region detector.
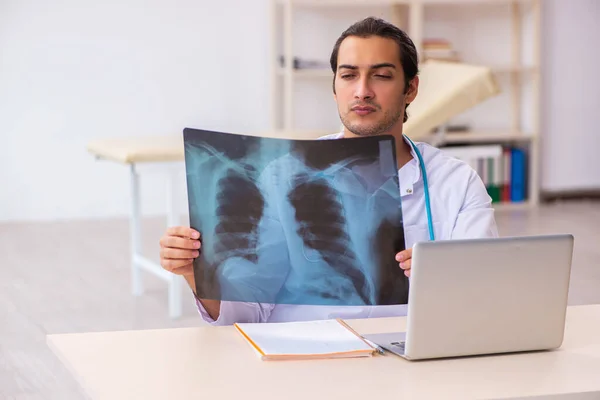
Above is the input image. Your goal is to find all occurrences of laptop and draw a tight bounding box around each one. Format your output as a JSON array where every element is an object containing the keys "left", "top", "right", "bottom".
[{"left": 363, "top": 234, "right": 574, "bottom": 360}]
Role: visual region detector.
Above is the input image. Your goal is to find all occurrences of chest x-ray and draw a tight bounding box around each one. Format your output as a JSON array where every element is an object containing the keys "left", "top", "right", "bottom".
[{"left": 184, "top": 128, "right": 408, "bottom": 307}]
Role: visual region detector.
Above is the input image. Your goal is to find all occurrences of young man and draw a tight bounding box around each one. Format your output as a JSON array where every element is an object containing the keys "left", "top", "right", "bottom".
[{"left": 159, "top": 17, "right": 499, "bottom": 325}]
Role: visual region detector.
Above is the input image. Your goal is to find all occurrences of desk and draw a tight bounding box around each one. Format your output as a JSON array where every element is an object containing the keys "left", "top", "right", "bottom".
[
  {"left": 47, "top": 304, "right": 600, "bottom": 400},
  {"left": 87, "top": 136, "right": 186, "bottom": 318}
]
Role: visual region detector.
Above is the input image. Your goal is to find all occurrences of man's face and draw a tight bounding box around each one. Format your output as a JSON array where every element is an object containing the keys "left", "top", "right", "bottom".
[{"left": 333, "top": 35, "right": 418, "bottom": 137}]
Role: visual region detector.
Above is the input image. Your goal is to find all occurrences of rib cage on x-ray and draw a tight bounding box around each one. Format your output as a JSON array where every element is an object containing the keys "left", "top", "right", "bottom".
[
  {"left": 184, "top": 128, "right": 408, "bottom": 306},
  {"left": 213, "top": 168, "right": 264, "bottom": 265},
  {"left": 287, "top": 172, "right": 370, "bottom": 304},
  {"left": 185, "top": 139, "right": 269, "bottom": 301}
]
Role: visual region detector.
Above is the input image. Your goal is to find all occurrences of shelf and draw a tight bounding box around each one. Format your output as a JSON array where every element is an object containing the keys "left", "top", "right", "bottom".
[
  {"left": 434, "top": 131, "right": 537, "bottom": 144},
  {"left": 421, "top": 0, "right": 533, "bottom": 5},
  {"left": 278, "top": 0, "right": 534, "bottom": 6},
  {"left": 460, "top": 64, "right": 539, "bottom": 74},
  {"left": 278, "top": 0, "right": 410, "bottom": 6},
  {"left": 271, "top": 0, "right": 542, "bottom": 205},
  {"left": 277, "top": 68, "right": 332, "bottom": 78},
  {"left": 490, "top": 65, "right": 539, "bottom": 74},
  {"left": 277, "top": 65, "right": 537, "bottom": 79}
]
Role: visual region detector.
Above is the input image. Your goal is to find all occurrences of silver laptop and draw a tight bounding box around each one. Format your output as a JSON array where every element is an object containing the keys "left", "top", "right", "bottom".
[{"left": 363, "top": 234, "right": 574, "bottom": 360}]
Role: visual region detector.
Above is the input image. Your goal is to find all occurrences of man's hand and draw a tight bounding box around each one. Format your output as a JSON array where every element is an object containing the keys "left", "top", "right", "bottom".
[
  {"left": 396, "top": 248, "right": 412, "bottom": 277},
  {"left": 159, "top": 226, "right": 201, "bottom": 278},
  {"left": 159, "top": 226, "right": 221, "bottom": 320}
]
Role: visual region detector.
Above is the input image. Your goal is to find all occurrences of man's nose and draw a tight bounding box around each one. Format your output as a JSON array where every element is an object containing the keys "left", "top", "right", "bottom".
[{"left": 354, "top": 77, "right": 374, "bottom": 100}]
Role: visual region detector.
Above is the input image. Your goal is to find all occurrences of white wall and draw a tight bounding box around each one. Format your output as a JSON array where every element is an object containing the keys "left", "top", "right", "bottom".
[
  {"left": 285, "top": 5, "right": 395, "bottom": 133},
  {"left": 1, "top": 0, "right": 598, "bottom": 223},
  {"left": 0, "top": 0, "right": 270, "bottom": 222},
  {"left": 540, "top": 0, "right": 600, "bottom": 193}
]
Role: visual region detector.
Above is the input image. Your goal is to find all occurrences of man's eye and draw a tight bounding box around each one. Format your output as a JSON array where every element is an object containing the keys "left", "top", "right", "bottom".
[
  {"left": 375, "top": 75, "right": 392, "bottom": 79},
  {"left": 341, "top": 74, "right": 355, "bottom": 79}
]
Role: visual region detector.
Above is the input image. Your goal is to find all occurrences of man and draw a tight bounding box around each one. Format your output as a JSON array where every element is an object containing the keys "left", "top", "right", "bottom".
[{"left": 159, "top": 17, "right": 499, "bottom": 325}]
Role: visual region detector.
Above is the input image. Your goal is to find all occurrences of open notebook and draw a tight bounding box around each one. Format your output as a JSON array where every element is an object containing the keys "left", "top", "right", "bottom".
[{"left": 234, "top": 319, "right": 376, "bottom": 361}]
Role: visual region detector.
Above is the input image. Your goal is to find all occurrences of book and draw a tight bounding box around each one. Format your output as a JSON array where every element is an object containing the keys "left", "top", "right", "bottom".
[
  {"left": 502, "top": 147, "right": 511, "bottom": 202},
  {"left": 234, "top": 319, "right": 376, "bottom": 361},
  {"left": 440, "top": 144, "right": 528, "bottom": 205},
  {"left": 423, "top": 38, "right": 461, "bottom": 63}
]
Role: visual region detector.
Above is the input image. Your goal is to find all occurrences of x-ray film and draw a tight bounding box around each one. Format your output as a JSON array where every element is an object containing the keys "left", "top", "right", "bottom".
[{"left": 183, "top": 128, "right": 408, "bottom": 306}]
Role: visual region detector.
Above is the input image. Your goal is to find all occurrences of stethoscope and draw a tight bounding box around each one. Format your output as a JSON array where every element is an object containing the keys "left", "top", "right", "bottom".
[{"left": 403, "top": 134, "right": 435, "bottom": 241}]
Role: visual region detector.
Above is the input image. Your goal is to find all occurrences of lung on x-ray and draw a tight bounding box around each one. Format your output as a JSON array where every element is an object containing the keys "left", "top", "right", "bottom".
[{"left": 183, "top": 127, "right": 408, "bottom": 307}]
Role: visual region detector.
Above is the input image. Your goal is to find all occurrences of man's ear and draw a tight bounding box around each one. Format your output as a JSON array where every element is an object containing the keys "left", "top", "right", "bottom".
[{"left": 405, "top": 76, "right": 419, "bottom": 103}]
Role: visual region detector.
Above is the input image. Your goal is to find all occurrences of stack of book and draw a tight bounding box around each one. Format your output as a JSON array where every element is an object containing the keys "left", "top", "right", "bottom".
[
  {"left": 278, "top": 55, "right": 329, "bottom": 70},
  {"left": 441, "top": 145, "right": 527, "bottom": 204},
  {"left": 423, "top": 39, "right": 461, "bottom": 63}
]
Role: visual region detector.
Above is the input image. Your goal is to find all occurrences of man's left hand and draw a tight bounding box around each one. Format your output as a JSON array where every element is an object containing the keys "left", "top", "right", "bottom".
[{"left": 396, "top": 248, "right": 412, "bottom": 277}]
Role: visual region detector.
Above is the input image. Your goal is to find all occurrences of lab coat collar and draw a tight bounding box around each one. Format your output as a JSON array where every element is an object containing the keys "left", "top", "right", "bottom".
[{"left": 402, "top": 135, "right": 422, "bottom": 197}]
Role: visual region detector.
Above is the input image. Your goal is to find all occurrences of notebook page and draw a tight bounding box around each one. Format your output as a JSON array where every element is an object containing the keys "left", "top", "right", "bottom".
[{"left": 235, "top": 319, "right": 373, "bottom": 356}]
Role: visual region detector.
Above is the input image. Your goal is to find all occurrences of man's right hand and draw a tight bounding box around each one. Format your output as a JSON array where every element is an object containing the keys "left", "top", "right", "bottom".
[
  {"left": 160, "top": 226, "right": 221, "bottom": 320},
  {"left": 159, "top": 226, "right": 201, "bottom": 278}
]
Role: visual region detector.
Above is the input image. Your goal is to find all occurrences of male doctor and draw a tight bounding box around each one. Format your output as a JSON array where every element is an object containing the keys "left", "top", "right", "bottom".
[{"left": 159, "top": 17, "right": 499, "bottom": 325}]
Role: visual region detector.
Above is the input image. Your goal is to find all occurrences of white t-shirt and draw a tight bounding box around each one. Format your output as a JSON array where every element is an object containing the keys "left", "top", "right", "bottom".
[{"left": 195, "top": 132, "right": 499, "bottom": 325}]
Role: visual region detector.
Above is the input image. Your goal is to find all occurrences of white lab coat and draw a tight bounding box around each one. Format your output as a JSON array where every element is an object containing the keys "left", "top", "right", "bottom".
[{"left": 195, "top": 133, "right": 499, "bottom": 325}]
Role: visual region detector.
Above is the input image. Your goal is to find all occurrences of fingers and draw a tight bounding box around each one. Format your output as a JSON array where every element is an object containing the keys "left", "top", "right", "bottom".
[
  {"left": 396, "top": 248, "right": 413, "bottom": 278},
  {"left": 160, "top": 226, "right": 201, "bottom": 276},
  {"left": 399, "top": 258, "right": 411, "bottom": 277},
  {"left": 160, "top": 235, "right": 201, "bottom": 251},
  {"left": 395, "top": 247, "right": 412, "bottom": 262},
  {"left": 166, "top": 226, "right": 200, "bottom": 239},
  {"left": 160, "top": 247, "right": 199, "bottom": 260}
]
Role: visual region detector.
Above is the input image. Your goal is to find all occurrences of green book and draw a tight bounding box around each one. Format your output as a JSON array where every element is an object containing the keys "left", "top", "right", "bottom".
[{"left": 487, "top": 157, "right": 501, "bottom": 203}]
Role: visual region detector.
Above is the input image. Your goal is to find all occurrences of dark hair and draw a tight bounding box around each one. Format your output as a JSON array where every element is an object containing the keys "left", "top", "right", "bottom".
[{"left": 330, "top": 17, "right": 419, "bottom": 122}]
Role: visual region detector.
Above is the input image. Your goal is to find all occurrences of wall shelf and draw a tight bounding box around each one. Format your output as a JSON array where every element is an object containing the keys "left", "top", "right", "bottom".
[
  {"left": 276, "top": 68, "right": 332, "bottom": 78},
  {"left": 436, "top": 131, "right": 538, "bottom": 144},
  {"left": 276, "top": 64, "right": 537, "bottom": 78},
  {"left": 270, "top": 0, "right": 542, "bottom": 205},
  {"left": 277, "top": 0, "right": 535, "bottom": 7}
]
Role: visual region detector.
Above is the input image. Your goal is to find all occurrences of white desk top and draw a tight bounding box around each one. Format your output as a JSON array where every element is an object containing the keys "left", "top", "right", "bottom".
[{"left": 47, "top": 305, "right": 600, "bottom": 400}]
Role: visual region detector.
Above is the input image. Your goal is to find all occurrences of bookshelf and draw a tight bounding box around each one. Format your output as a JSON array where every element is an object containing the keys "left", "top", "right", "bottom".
[{"left": 269, "top": 0, "right": 542, "bottom": 209}]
